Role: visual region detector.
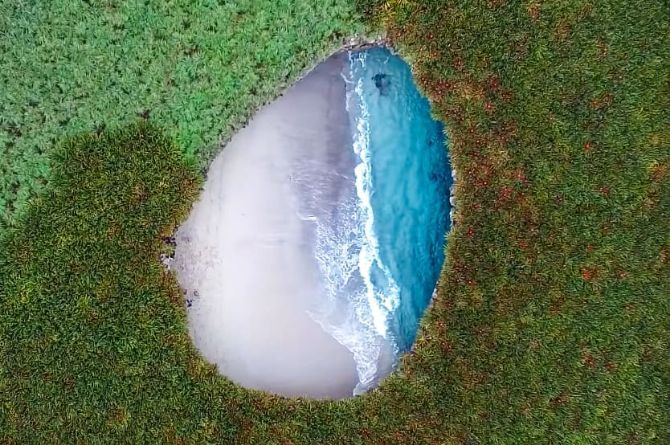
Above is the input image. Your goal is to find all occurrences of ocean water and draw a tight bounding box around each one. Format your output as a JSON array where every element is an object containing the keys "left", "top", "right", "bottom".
[{"left": 300, "top": 47, "right": 452, "bottom": 394}]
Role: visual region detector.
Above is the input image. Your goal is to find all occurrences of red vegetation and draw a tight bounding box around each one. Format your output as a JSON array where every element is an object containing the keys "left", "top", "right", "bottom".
[{"left": 580, "top": 267, "right": 597, "bottom": 281}]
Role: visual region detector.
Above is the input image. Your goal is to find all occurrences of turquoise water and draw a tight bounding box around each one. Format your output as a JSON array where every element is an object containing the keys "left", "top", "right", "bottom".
[{"left": 304, "top": 47, "right": 452, "bottom": 394}]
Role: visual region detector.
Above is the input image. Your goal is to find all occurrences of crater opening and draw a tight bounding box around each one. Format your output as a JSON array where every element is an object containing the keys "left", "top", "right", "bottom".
[{"left": 172, "top": 46, "right": 453, "bottom": 399}]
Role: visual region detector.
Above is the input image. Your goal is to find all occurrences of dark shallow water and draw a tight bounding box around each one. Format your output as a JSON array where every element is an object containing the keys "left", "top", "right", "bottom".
[{"left": 296, "top": 47, "right": 452, "bottom": 393}]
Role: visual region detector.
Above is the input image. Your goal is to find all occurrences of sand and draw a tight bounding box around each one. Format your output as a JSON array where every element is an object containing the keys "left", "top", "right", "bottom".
[{"left": 172, "top": 53, "right": 359, "bottom": 399}]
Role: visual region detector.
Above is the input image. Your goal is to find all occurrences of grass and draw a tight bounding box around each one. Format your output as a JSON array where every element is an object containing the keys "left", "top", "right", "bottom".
[
  {"left": 0, "top": 0, "right": 360, "bottom": 234},
  {"left": 0, "top": 122, "right": 429, "bottom": 444},
  {"left": 1, "top": 0, "right": 669, "bottom": 443},
  {"left": 367, "top": 0, "right": 670, "bottom": 442}
]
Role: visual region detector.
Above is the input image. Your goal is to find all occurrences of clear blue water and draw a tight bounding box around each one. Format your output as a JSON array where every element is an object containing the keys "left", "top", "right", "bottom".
[{"left": 305, "top": 47, "right": 452, "bottom": 394}]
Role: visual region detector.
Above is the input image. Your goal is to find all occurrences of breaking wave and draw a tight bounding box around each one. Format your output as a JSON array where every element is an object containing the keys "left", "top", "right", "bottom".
[{"left": 303, "top": 48, "right": 451, "bottom": 395}]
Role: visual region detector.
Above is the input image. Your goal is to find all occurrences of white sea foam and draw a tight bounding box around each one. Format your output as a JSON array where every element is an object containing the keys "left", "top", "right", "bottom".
[
  {"left": 350, "top": 55, "right": 401, "bottom": 336},
  {"left": 307, "top": 50, "right": 401, "bottom": 395}
]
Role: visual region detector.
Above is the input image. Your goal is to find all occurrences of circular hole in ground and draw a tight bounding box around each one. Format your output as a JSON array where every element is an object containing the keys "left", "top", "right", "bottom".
[{"left": 171, "top": 45, "right": 453, "bottom": 399}]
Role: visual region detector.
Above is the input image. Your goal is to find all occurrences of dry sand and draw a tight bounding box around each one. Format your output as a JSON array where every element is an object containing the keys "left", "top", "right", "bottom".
[{"left": 172, "top": 53, "right": 359, "bottom": 399}]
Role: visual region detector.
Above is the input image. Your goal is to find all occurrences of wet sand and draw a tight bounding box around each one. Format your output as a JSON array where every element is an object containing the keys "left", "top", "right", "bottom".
[{"left": 172, "top": 53, "right": 359, "bottom": 399}]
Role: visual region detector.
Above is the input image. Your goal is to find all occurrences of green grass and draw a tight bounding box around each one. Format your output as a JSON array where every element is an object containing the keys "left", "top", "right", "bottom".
[
  {"left": 0, "top": 122, "right": 436, "bottom": 444},
  {"left": 0, "top": 0, "right": 360, "bottom": 233},
  {"left": 1, "top": 0, "right": 669, "bottom": 443},
  {"left": 369, "top": 0, "right": 670, "bottom": 442}
]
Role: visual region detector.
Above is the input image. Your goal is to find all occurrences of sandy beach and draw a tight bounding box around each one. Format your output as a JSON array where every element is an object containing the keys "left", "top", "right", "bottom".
[{"left": 172, "top": 53, "right": 359, "bottom": 399}]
